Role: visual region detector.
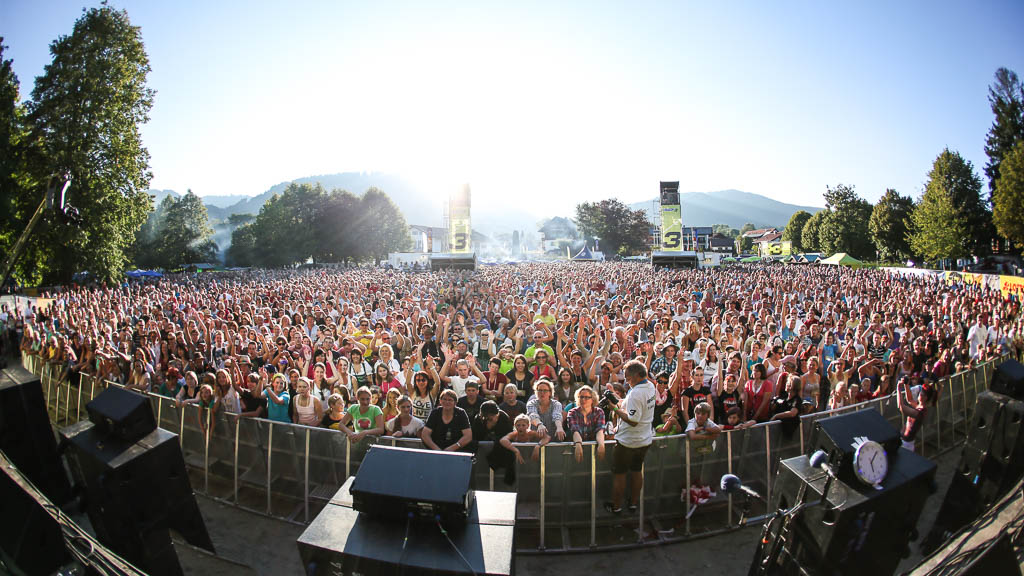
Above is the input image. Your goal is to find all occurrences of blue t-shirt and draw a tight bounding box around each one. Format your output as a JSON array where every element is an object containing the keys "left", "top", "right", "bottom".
[{"left": 266, "top": 390, "right": 291, "bottom": 423}]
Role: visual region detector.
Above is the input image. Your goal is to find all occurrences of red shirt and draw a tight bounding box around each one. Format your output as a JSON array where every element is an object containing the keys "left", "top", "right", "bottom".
[{"left": 744, "top": 379, "right": 774, "bottom": 422}]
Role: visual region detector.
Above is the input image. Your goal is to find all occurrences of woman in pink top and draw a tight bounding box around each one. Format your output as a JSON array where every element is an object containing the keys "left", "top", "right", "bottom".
[{"left": 743, "top": 363, "right": 774, "bottom": 423}]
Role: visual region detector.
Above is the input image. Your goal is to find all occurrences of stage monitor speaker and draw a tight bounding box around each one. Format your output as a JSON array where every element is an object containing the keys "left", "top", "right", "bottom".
[
  {"left": 767, "top": 449, "right": 936, "bottom": 576},
  {"left": 298, "top": 477, "right": 516, "bottom": 576},
  {"left": 991, "top": 359, "right": 1024, "bottom": 400},
  {"left": 924, "top": 389, "right": 1024, "bottom": 553},
  {"left": 0, "top": 462, "right": 69, "bottom": 575},
  {"left": 0, "top": 365, "right": 71, "bottom": 504},
  {"left": 86, "top": 385, "right": 156, "bottom": 443},
  {"left": 351, "top": 445, "right": 473, "bottom": 523},
  {"left": 808, "top": 409, "right": 900, "bottom": 483},
  {"left": 61, "top": 419, "right": 214, "bottom": 576}
]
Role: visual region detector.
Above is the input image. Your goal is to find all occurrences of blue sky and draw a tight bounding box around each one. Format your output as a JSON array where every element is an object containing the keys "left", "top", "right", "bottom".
[{"left": 2, "top": 0, "right": 1023, "bottom": 215}]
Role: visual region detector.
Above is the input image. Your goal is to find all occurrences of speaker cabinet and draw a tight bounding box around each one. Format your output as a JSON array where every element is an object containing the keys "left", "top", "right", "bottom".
[
  {"left": 298, "top": 477, "right": 516, "bottom": 576},
  {"left": 925, "top": 389, "right": 1024, "bottom": 553},
  {"left": 0, "top": 365, "right": 71, "bottom": 504},
  {"left": 767, "top": 449, "right": 936, "bottom": 576},
  {"left": 808, "top": 409, "right": 900, "bottom": 484},
  {"left": 86, "top": 385, "right": 157, "bottom": 444},
  {"left": 61, "top": 420, "right": 213, "bottom": 576},
  {"left": 0, "top": 466, "right": 69, "bottom": 575},
  {"left": 991, "top": 359, "right": 1024, "bottom": 400}
]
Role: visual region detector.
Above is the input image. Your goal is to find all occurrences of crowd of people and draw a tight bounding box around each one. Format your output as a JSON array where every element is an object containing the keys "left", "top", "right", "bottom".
[{"left": 10, "top": 261, "right": 1024, "bottom": 511}]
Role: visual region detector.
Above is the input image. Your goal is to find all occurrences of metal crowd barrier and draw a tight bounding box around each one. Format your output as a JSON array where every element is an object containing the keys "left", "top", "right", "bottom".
[{"left": 24, "top": 352, "right": 1010, "bottom": 553}]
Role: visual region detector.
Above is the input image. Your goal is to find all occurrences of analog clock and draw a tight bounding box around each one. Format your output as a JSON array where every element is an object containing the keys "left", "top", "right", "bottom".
[{"left": 853, "top": 440, "right": 888, "bottom": 487}]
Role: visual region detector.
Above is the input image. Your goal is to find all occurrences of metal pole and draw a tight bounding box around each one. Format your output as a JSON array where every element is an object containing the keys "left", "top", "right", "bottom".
[
  {"left": 45, "top": 365, "right": 52, "bottom": 414},
  {"left": 958, "top": 373, "right": 966, "bottom": 430},
  {"left": 950, "top": 375, "right": 957, "bottom": 438},
  {"left": 76, "top": 378, "right": 83, "bottom": 422},
  {"left": 64, "top": 382, "right": 71, "bottom": 424},
  {"left": 157, "top": 396, "right": 162, "bottom": 428},
  {"left": 305, "top": 428, "right": 311, "bottom": 523},
  {"left": 179, "top": 405, "right": 186, "bottom": 447},
  {"left": 204, "top": 407, "right": 210, "bottom": 494},
  {"left": 638, "top": 461, "right": 645, "bottom": 543},
  {"left": 765, "top": 426, "right": 772, "bottom": 505},
  {"left": 489, "top": 468, "right": 494, "bottom": 492},
  {"left": 936, "top": 378, "right": 943, "bottom": 452},
  {"left": 345, "top": 438, "right": 352, "bottom": 480},
  {"left": 539, "top": 444, "right": 546, "bottom": 550},
  {"left": 90, "top": 377, "right": 95, "bottom": 402},
  {"left": 685, "top": 438, "right": 692, "bottom": 536},
  {"left": 267, "top": 422, "right": 274, "bottom": 515},
  {"left": 799, "top": 419, "right": 805, "bottom": 454},
  {"left": 727, "top": 431, "right": 733, "bottom": 526},
  {"left": 590, "top": 443, "right": 596, "bottom": 548},
  {"left": 234, "top": 417, "right": 240, "bottom": 504}
]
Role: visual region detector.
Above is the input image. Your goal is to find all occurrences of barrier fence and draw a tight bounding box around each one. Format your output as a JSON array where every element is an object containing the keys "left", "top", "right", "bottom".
[{"left": 24, "top": 352, "right": 1008, "bottom": 552}]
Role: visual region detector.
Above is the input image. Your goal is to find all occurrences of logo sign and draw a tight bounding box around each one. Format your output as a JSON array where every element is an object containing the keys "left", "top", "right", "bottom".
[
  {"left": 450, "top": 185, "right": 472, "bottom": 253},
  {"left": 661, "top": 205, "right": 682, "bottom": 251}
]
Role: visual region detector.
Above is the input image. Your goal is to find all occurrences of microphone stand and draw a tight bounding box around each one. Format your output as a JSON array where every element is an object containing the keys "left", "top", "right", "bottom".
[
  {"left": 738, "top": 492, "right": 754, "bottom": 526},
  {"left": 749, "top": 467, "right": 833, "bottom": 576}
]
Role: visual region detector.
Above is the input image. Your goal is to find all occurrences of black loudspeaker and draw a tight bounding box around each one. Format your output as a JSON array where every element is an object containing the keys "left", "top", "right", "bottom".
[
  {"left": 808, "top": 409, "right": 900, "bottom": 483},
  {"left": 61, "top": 419, "right": 214, "bottom": 576},
  {"left": 351, "top": 445, "right": 473, "bottom": 523},
  {"left": 298, "top": 477, "right": 516, "bottom": 576},
  {"left": 0, "top": 365, "right": 71, "bottom": 504},
  {"left": 86, "top": 385, "right": 156, "bottom": 443},
  {"left": 766, "top": 449, "right": 936, "bottom": 576},
  {"left": 0, "top": 464, "right": 69, "bottom": 575},
  {"left": 924, "top": 390, "right": 1024, "bottom": 553},
  {"left": 991, "top": 359, "right": 1024, "bottom": 400}
]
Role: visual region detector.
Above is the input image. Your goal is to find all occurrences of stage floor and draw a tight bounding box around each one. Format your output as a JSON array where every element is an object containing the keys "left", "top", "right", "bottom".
[{"left": 165, "top": 448, "right": 965, "bottom": 575}]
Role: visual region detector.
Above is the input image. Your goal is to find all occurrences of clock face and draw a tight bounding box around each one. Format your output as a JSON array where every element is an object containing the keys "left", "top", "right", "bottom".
[{"left": 854, "top": 441, "right": 888, "bottom": 486}]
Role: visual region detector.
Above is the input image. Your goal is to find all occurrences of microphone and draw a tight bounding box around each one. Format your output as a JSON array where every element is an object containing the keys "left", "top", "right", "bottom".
[
  {"left": 809, "top": 450, "right": 838, "bottom": 478},
  {"left": 720, "top": 473, "right": 764, "bottom": 500}
]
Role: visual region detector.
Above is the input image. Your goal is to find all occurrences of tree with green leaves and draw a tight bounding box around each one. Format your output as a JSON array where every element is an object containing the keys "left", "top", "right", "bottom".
[
  {"left": 869, "top": 189, "right": 914, "bottom": 262},
  {"left": 993, "top": 141, "right": 1024, "bottom": 253},
  {"left": 131, "top": 194, "right": 173, "bottom": 269},
  {"left": 226, "top": 222, "right": 257, "bottom": 267},
  {"left": 245, "top": 184, "right": 326, "bottom": 267},
  {"left": 801, "top": 210, "right": 826, "bottom": 253},
  {"left": 909, "top": 182, "right": 968, "bottom": 263},
  {"left": 735, "top": 222, "right": 756, "bottom": 253},
  {"left": 0, "top": 39, "right": 48, "bottom": 286},
  {"left": 317, "top": 189, "right": 360, "bottom": 264},
  {"left": 157, "top": 190, "right": 217, "bottom": 268},
  {"left": 26, "top": 5, "right": 155, "bottom": 282},
  {"left": 985, "top": 68, "right": 1024, "bottom": 204},
  {"left": 132, "top": 191, "right": 216, "bottom": 268},
  {"left": 782, "top": 210, "right": 812, "bottom": 253},
  {"left": 712, "top": 224, "right": 739, "bottom": 238},
  {"left": 816, "top": 184, "right": 873, "bottom": 258},
  {"left": 357, "top": 187, "right": 411, "bottom": 264},
  {"left": 909, "top": 149, "right": 991, "bottom": 260},
  {"left": 574, "top": 199, "right": 651, "bottom": 256}
]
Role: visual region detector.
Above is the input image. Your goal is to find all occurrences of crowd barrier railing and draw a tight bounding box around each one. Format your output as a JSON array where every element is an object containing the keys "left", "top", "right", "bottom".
[{"left": 24, "top": 352, "right": 1011, "bottom": 553}]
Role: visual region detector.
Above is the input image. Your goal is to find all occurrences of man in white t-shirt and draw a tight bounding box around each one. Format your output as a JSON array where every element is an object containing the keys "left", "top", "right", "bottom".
[
  {"left": 966, "top": 317, "right": 989, "bottom": 359},
  {"left": 604, "top": 360, "right": 656, "bottom": 514},
  {"left": 440, "top": 357, "right": 481, "bottom": 398}
]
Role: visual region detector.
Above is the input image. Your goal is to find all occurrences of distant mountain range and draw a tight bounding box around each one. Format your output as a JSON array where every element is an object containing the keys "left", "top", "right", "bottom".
[
  {"left": 145, "top": 177, "right": 822, "bottom": 256},
  {"left": 629, "top": 190, "right": 821, "bottom": 229}
]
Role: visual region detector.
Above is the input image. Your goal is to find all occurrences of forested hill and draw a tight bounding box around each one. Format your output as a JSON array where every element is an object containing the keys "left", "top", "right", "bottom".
[{"left": 149, "top": 176, "right": 820, "bottom": 230}]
